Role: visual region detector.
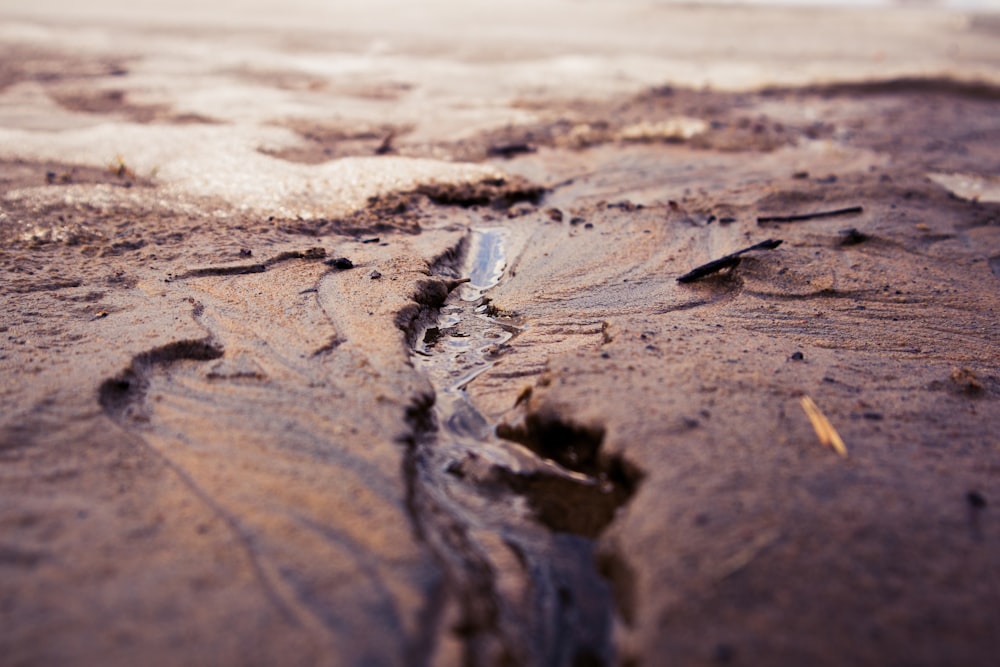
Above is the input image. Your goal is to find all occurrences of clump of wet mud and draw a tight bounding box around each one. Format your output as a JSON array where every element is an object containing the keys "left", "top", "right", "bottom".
[{"left": 281, "top": 175, "right": 545, "bottom": 236}]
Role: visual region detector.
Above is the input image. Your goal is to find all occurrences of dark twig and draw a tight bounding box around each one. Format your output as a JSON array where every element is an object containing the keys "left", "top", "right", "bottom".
[
  {"left": 375, "top": 131, "right": 396, "bottom": 155},
  {"left": 180, "top": 264, "right": 267, "bottom": 278},
  {"left": 757, "top": 206, "right": 863, "bottom": 224},
  {"left": 487, "top": 142, "right": 536, "bottom": 159},
  {"left": 677, "top": 239, "right": 783, "bottom": 283}
]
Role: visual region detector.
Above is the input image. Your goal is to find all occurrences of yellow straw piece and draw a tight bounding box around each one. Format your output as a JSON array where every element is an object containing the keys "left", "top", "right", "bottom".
[{"left": 800, "top": 395, "right": 848, "bottom": 458}]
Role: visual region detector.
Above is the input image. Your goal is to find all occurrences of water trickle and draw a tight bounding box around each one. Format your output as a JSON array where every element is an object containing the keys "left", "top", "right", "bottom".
[
  {"left": 414, "top": 228, "right": 517, "bottom": 439},
  {"left": 463, "top": 227, "right": 510, "bottom": 297},
  {"left": 406, "top": 226, "right": 628, "bottom": 666}
]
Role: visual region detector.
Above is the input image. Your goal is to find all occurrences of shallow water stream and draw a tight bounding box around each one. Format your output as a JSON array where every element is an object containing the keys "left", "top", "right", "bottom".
[{"left": 407, "top": 226, "right": 622, "bottom": 667}]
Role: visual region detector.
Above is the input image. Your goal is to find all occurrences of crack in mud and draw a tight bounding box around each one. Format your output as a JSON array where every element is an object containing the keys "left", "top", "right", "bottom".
[
  {"left": 170, "top": 247, "right": 329, "bottom": 280},
  {"left": 98, "top": 339, "right": 224, "bottom": 420},
  {"left": 401, "top": 228, "right": 642, "bottom": 667}
]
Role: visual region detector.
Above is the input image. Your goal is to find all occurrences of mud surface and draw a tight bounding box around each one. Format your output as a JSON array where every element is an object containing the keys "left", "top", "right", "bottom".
[{"left": 2, "top": 4, "right": 1000, "bottom": 667}]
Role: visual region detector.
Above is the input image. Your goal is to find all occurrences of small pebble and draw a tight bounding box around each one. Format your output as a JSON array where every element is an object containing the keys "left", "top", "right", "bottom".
[
  {"left": 789, "top": 351, "right": 804, "bottom": 361},
  {"left": 967, "top": 491, "right": 987, "bottom": 509},
  {"left": 839, "top": 227, "right": 869, "bottom": 246},
  {"left": 326, "top": 257, "right": 354, "bottom": 270}
]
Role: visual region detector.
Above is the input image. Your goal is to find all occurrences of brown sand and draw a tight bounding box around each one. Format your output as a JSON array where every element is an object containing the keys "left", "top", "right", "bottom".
[{"left": 2, "top": 3, "right": 999, "bottom": 667}]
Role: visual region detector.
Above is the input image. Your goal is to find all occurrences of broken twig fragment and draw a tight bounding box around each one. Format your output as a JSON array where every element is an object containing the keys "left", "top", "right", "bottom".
[
  {"left": 487, "top": 142, "right": 536, "bottom": 159},
  {"left": 758, "top": 206, "right": 863, "bottom": 224},
  {"left": 677, "top": 239, "right": 783, "bottom": 283},
  {"left": 180, "top": 263, "right": 267, "bottom": 278},
  {"left": 800, "top": 395, "right": 848, "bottom": 458}
]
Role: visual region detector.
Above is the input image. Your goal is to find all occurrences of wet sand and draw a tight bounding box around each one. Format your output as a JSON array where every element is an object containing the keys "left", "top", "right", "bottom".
[{"left": 2, "top": 3, "right": 1000, "bottom": 666}]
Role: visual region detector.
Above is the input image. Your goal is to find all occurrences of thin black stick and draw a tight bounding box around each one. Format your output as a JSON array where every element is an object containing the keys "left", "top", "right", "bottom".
[
  {"left": 677, "top": 239, "right": 783, "bottom": 283},
  {"left": 757, "top": 206, "right": 863, "bottom": 224}
]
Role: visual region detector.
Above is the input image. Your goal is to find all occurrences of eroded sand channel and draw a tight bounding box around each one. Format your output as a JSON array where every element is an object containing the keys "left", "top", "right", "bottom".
[{"left": 405, "top": 226, "right": 641, "bottom": 666}]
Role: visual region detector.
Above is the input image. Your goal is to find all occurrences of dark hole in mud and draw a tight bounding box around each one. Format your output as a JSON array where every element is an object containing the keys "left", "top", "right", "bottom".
[
  {"left": 496, "top": 411, "right": 643, "bottom": 538},
  {"left": 422, "top": 326, "right": 442, "bottom": 347},
  {"left": 98, "top": 373, "right": 139, "bottom": 417},
  {"left": 497, "top": 411, "right": 605, "bottom": 473},
  {"left": 492, "top": 464, "right": 637, "bottom": 540}
]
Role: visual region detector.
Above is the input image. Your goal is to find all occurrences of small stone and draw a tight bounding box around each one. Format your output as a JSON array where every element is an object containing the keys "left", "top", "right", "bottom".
[
  {"left": 839, "top": 227, "right": 869, "bottom": 246},
  {"left": 967, "top": 491, "right": 987, "bottom": 509},
  {"left": 789, "top": 351, "right": 804, "bottom": 361},
  {"left": 370, "top": 270, "right": 382, "bottom": 280},
  {"left": 326, "top": 257, "right": 354, "bottom": 270}
]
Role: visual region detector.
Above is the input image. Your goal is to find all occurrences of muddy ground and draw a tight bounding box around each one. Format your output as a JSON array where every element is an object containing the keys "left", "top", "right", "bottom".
[{"left": 2, "top": 4, "right": 1000, "bottom": 667}]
